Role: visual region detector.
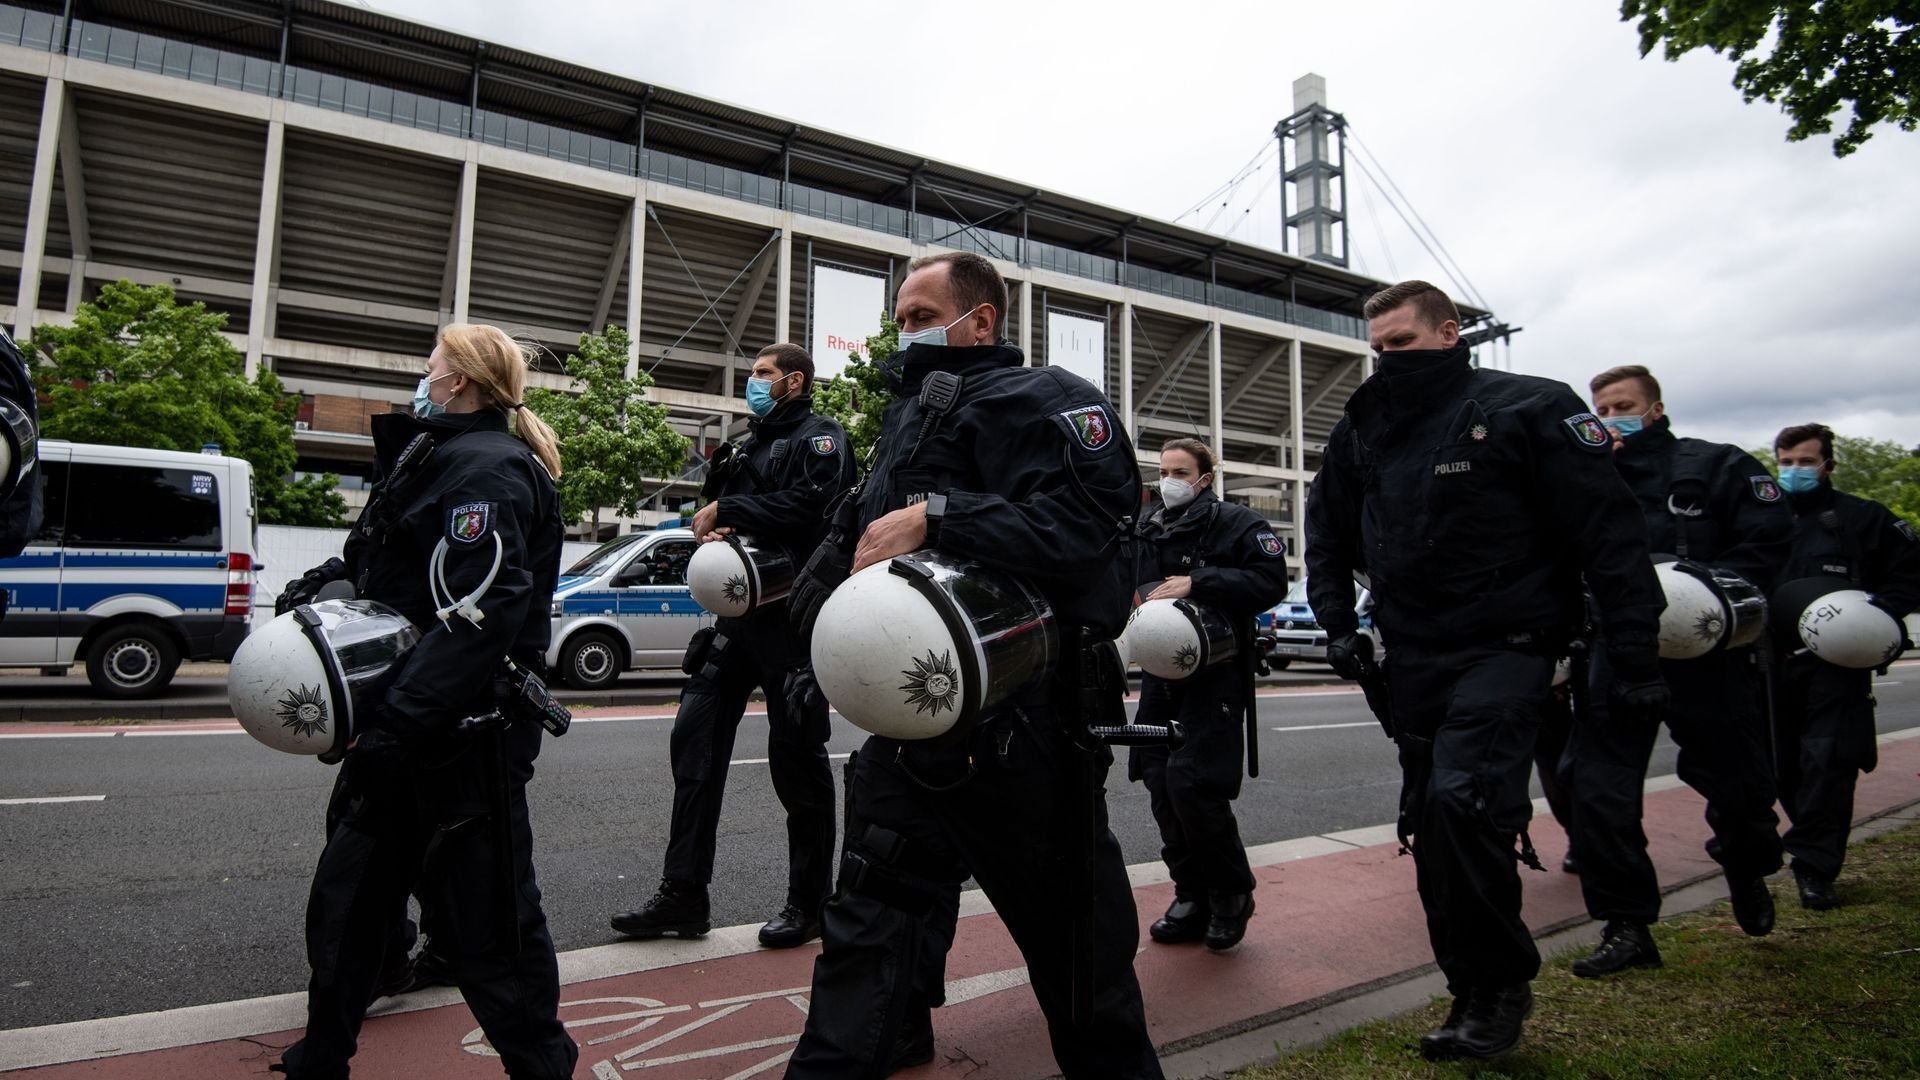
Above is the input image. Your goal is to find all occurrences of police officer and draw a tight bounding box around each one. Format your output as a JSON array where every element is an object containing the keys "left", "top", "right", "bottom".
[
  {"left": 783, "top": 252, "right": 1162, "bottom": 1078},
  {"left": 1563, "top": 365, "right": 1791, "bottom": 979},
  {"left": 1306, "top": 281, "right": 1664, "bottom": 1061},
  {"left": 273, "top": 324, "right": 576, "bottom": 1080},
  {"left": 0, "top": 326, "right": 41, "bottom": 565},
  {"left": 1770, "top": 423, "right": 1920, "bottom": 909},
  {"left": 610, "top": 343, "right": 850, "bottom": 948},
  {"left": 1130, "top": 437, "right": 1287, "bottom": 950}
]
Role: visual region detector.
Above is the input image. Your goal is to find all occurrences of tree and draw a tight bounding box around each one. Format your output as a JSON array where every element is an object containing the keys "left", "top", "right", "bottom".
[
  {"left": 30, "top": 281, "right": 346, "bottom": 526},
  {"left": 812, "top": 312, "right": 900, "bottom": 463},
  {"left": 1751, "top": 433, "right": 1920, "bottom": 525},
  {"left": 524, "top": 327, "right": 689, "bottom": 534},
  {"left": 1621, "top": 1, "right": 1919, "bottom": 157}
]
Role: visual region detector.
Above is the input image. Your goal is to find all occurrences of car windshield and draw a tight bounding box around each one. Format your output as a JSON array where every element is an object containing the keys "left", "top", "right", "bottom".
[
  {"left": 1285, "top": 579, "right": 1309, "bottom": 603},
  {"left": 564, "top": 533, "right": 647, "bottom": 577}
]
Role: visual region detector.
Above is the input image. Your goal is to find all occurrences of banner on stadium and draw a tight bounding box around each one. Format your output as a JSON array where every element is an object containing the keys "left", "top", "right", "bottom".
[
  {"left": 1046, "top": 311, "right": 1106, "bottom": 389},
  {"left": 809, "top": 265, "right": 887, "bottom": 381}
]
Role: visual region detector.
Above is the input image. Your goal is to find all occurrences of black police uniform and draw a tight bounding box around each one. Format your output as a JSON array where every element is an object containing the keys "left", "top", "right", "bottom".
[
  {"left": 1305, "top": 345, "right": 1662, "bottom": 1008},
  {"left": 1776, "top": 482, "right": 1920, "bottom": 885},
  {"left": 277, "top": 409, "right": 576, "bottom": 1080},
  {"left": 0, "top": 327, "right": 42, "bottom": 564},
  {"left": 786, "top": 343, "right": 1163, "bottom": 1080},
  {"left": 647, "top": 395, "right": 851, "bottom": 922},
  {"left": 1561, "top": 416, "right": 1791, "bottom": 928},
  {"left": 1128, "top": 487, "right": 1288, "bottom": 939}
]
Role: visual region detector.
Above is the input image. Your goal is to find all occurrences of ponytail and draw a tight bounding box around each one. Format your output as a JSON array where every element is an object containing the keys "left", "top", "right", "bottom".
[{"left": 511, "top": 405, "right": 564, "bottom": 480}]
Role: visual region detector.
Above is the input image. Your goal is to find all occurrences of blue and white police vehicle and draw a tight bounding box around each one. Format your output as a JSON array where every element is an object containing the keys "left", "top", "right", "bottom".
[
  {"left": 545, "top": 525, "right": 714, "bottom": 689},
  {"left": 1263, "top": 578, "right": 1379, "bottom": 670}
]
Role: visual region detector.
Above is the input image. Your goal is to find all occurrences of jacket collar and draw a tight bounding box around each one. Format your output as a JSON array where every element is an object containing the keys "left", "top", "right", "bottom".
[{"left": 884, "top": 343, "right": 1025, "bottom": 395}]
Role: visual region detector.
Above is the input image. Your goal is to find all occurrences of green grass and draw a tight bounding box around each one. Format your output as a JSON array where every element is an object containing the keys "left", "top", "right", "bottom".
[{"left": 1235, "top": 822, "right": 1920, "bottom": 1079}]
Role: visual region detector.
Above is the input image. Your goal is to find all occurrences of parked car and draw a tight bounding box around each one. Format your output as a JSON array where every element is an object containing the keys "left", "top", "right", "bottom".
[
  {"left": 0, "top": 441, "right": 256, "bottom": 697},
  {"left": 1261, "top": 578, "right": 1380, "bottom": 670},
  {"left": 545, "top": 526, "right": 714, "bottom": 689}
]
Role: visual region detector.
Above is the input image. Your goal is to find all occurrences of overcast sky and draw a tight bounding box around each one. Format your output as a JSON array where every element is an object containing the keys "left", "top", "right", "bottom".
[{"left": 372, "top": 0, "right": 1920, "bottom": 452}]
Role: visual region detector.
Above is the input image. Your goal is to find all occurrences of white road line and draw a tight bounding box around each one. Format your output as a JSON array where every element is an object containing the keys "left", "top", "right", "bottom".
[
  {"left": 1271, "top": 721, "right": 1378, "bottom": 732},
  {"left": 0, "top": 794, "right": 105, "bottom": 805},
  {"left": 729, "top": 753, "right": 850, "bottom": 766}
]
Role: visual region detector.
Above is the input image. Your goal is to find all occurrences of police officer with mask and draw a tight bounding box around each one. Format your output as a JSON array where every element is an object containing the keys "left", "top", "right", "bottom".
[
  {"left": 1563, "top": 365, "right": 1791, "bottom": 979},
  {"left": 1770, "top": 423, "right": 1920, "bottom": 909},
  {"left": 610, "top": 343, "right": 851, "bottom": 948},
  {"left": 1130, "top": 437, "right": 1287, "bottom": 951},
  {"left": 783, "top": 251, "right": 1162, "bottom": 1079},
  {"left": 0, "top": 327, "right": 41, "bottom": 565},
  {"left": 1306, "top": 281, "right": 1664, "bottom": 1061},
  {"left": 273, "top": 324, "right": 576, "bottom": 1080}
]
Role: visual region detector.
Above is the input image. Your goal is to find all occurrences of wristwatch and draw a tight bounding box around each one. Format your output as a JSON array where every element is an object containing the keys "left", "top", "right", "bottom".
[{"left": 923, "top": 492, "right": 948, "bottom": 547}]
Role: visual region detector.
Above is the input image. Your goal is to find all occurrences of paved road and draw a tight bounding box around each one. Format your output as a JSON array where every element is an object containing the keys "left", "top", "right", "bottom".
[{"left": 1, "top": 669, "right": 1915, "bottom": 1032}]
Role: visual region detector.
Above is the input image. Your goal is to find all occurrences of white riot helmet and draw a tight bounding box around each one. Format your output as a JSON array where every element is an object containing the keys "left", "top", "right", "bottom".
[
  {"left": 687, "top": 534, "right": 795, "bottom": 617},
  {"left": 1795, "top": 589, "right": 1904, "bottom": 669},
  {"left": 1653, "top": 560, "right": 1767, "bottom": 660},
  {"left": 228, "top": 599, "right": 419, "bottom": 759},
  {"left": 811, "top": 551, "right": 1056, "bottom": 740},
  {"left": 1127, "top": 598, "right": 1238, "bottom": 680},
  {"left": 0, "top": 393, "right": 34, "bottom": 500}
]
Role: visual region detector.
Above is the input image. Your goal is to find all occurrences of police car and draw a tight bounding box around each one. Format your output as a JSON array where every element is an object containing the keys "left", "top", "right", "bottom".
[
  {"left": 1263, "top": 578, "right": 1379, "bottom": 670},
  {"left": 545, "top": 526, "right": 713, "bottom": 689},
  {"left": 0, "top": 441, "right": 257, "bottom": 697}
]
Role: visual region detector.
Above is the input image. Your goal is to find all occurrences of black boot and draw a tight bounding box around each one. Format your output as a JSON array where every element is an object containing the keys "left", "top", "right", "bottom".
[
  {"left": 1571, "top": 920, "right": 1662, "bottom": 978},
  {"left": 1728, "top": 874, "right": 1776, "bottom": 937},
  {"left": 611, "top": 877, "right": 711, "bottom": 938},
  {"left": 1418, "top": 995, "right": 1471, "bottom": 1060},
  {"left": 1792, "top": 865, "right": 1838, "bottom": 911},
  {"left": 886, "top": 1018, "right": 935, "bottom": 1074},
  {"left": 1149, "top": 896, "right": 1210, "bottom": 944},
  {"left": 1561, "top": 853, "right": 1580, "bottom": 875},
  {"left": 1204, "top": 891, "right": 1255, "bottom": 952},
  {"left": 1453, "top": 982, "right": 1532, "bottom": 1060},
  {"left": 757, "top": 903, "right": 823, "bottom": 948}
]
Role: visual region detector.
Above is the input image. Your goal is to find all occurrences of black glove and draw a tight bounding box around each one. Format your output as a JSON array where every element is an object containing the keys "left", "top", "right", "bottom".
[
  {"left": 342, "top": 727, "right": 413, "bottom": 796},
  {"left": 784, "top": 665, "right": 825, "bottom": 716},
  {"left": 1607, "top": 648, "right": 1671, "bottom": 721},
  {"left": 788, "top": 542, "right": 851, "bottom": 641},
  {"left": 1326, "top": 631, "right": 1379, "bottom": 683},
  {"left": 276, "top": 556, "right": 349, "bottom": 615}
]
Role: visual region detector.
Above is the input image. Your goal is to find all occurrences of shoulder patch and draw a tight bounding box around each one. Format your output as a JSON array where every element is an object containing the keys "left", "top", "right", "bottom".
[
  {"left": 449, "top": 501, "right": 493, "bottom": 544},
  {"left": 1750, "top": 476, "right": 1782, "bottom": 504},
  {"left": 1255, "top": 529, "right": 1285, "bottom": 558},
  {"left": 1562, "top": 412, "right": 1610, "bottom": 450},
  {"left": 1893, "top": 518, "right": 1917, "bottom": 544},
  {"left": 1058, "top": 404, "right": 1115, "bottom": 452},
  {"left": 810, "top": 435, "right": 837, "bottom": 456}
]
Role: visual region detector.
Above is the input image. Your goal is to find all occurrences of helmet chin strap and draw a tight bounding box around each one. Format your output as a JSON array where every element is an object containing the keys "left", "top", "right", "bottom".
[{"left": 429, "top": 533, "right": 504, "bottom": 628}]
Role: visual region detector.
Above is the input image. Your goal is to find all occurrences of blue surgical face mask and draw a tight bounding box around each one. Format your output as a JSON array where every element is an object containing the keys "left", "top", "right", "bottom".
[
  {"left": 745, "top": 371, "right": 795, "bottom": 417},
  {"left": 895, "top": 305, "right": 984, "bottom": 350},
  {"left": 1777, "top": 465, "right": 1823, "bottom": 494},
  {"left": 413, "top": 372, "right": 455, "bottom": 419},
  {"left": 1600, "top": 411, "right": 1646, "bottom": 437}
]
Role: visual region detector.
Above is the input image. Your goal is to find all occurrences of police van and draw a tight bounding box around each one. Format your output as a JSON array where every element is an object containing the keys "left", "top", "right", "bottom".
[
  {"left": 0, "top": 441, "right": 257, "bottom": 697},
  {"left": 545, "top": 526, "right": 713, "bottom": 689},
  {"left": 1263, "top": 578, "right": 1380, "bottom": 670}
]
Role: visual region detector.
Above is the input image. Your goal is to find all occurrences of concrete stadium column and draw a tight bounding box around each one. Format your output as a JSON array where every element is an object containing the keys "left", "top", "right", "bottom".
[
  {"left": 57, "top": 90, "right": 90, "bottom": 314},
  {"left": 245, "top": 120, "right": 286, "bottom": 378},
  {"left": 1361, "top": 349, "right": 1374, "bottom": 381},
  {"left": 1208, "top": 320, "right": 1225, "bottom": 488},
  {"left": 1019, "top": 278, "right": 1032, "bottom": 364},
  {"left": 774, "top": 225, "right": 792, "bottom": 344},
  {"left": 1288, "top": 337, "right": 1307, "bottom": 565},
  {"left": 13, "top": 77, "right": 65, "bottom": 340},
  {"left": 625, "top": 193, "right": 645, "bottom": 379},
  {"left": 1118, "top": 300, "right": 1134, "bottom": 427},
  {"left": 450, "top": 159, "right": 478, "bottom": 325}
]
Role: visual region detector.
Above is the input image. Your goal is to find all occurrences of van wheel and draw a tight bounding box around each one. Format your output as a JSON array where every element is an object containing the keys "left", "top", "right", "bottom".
[
  {"left": 562, "top": 631, "right": 623, "bottom": 691},
  {"left": 86, "top": 624, "right": 181, "bottom": 699},
  {"left": 1268, "top": 657, "right": 1292, "bottom": 671}
]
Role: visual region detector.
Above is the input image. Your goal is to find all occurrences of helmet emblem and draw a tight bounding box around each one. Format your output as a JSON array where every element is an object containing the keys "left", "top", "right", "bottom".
[
  {"left": 1692, "top": 611, "right": 1725, "bottom": 642},
  {"left": 276, "top": 684, "right": 329, "bottom": 738},
  {"left": 900, "top": 650, "right": 959, "bottom": 716},
  {"left": 721, "top": 574, "right": 748, "bottom": 606},
  {"left": 1173, "top": 644, "right": 1199, "bottom": 672}
]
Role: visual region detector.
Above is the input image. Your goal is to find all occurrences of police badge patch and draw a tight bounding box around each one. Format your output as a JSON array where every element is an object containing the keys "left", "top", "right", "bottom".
[
  {"left": 1750, "top": 476, "right": 1782, "bottom": 503},
  {"left": 810, "top": 435, "right": 836, "bottom": 456},
  {"left": 1256, "top": 530, "right": 1284, "bottom": 557},
  {"left": 449, "top": 501, "right": 492, "bottom": 543},
  {"left": 1563, "top": 412, "right": 1610, "bottom": 449},
  {"left": 1059, "top": 405, "right": 1114, "bottom": 452}
]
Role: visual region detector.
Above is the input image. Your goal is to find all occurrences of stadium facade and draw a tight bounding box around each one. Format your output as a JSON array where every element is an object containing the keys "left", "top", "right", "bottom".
[{"left": 0, "top": 0, "right": 1475, "bottom": 569}]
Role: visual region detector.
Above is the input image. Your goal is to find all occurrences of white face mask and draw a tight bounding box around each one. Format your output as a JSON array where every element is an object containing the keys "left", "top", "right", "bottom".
[
  {"left": 895, "top": 305, "right": 984, "bottom": 350},
  {"left": 1159, "top": 477, "right": 1199, "bottom": 510}
]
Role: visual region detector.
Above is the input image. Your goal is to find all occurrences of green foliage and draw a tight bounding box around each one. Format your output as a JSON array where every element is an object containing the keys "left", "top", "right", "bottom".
[
  {"left": 1750, "top": 433, "right": 1920, "bottom": 526},
  {"left": 29, "top": 281, "right": 345, "bottom": 526},
  {"left": 524, "top": 327, "right": 689, "bottom": 532},
  {"left": 1621, "top": 1, "right": 1919, "bottom": 157},
  {"left": 811, "top": 312, "right": 899, "bottom": 463}
]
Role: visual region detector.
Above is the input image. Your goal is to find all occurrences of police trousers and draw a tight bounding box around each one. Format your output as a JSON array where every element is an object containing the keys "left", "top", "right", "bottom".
[
  {"left": 282, "top": 723, "right": 576, "bottom": 1079},
  {"left": 1776, "top": 657, "right": 1878, "bottom": 882},
  {"left": 786, "top": 711, "right": 1164, "bottom": 1080},
  {"left": 1385, "top": 640, "right": 1549, "bottom": 994},
  {"left": 665, "top": 610, "right": 835, "bottom": 911},
  {"left": 1562, "top": 646, "right": 1782, "bottom": 925},
  {"left": 1128, "top": 668, "right": 1254, "bottom": 896}
]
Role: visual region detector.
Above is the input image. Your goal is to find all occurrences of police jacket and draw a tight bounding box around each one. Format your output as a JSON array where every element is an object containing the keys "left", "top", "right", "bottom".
[
  {"left": 1135, "top": 488, "right": 1290, "bottom": 621},
  {"left": 1785, "top": 483, "right": 1920, "bottom": 619},
  {"left": 0, "top": 327, "right": 41, "bottom": 559},
  {"left": 710, "top": 394, "right": 853, "bottom": 564},
  {"left": 857, "top": 342, "right": 1140, "bottom": 640},
  {"left": 347, "top": 409, "right": 563, "bottom": 741},
  {"left": 1305, "top": 345, "right": 1662, "bottom": 652},
  {"left": 1612, "top": 417, "right": 1793, "bottom": 594}
]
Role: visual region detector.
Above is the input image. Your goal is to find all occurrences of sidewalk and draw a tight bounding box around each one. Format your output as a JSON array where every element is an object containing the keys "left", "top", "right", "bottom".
[{"left": 5, "top": 731, "right": 1918, "bottom": 1079}]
